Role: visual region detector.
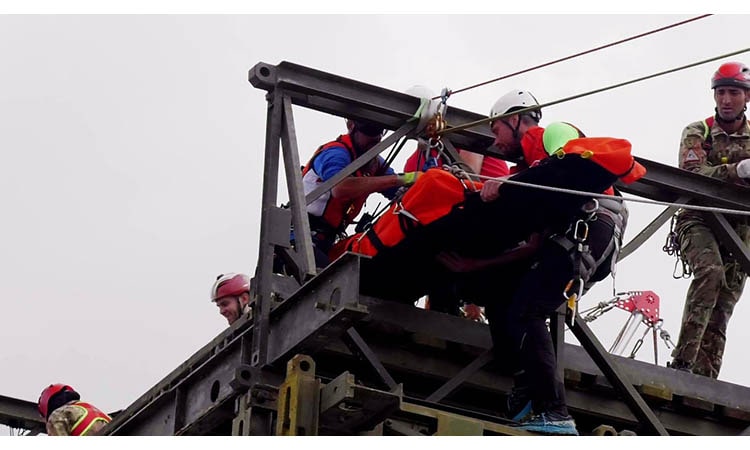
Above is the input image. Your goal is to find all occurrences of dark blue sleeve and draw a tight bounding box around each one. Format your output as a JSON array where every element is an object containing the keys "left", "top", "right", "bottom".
[
  {"left": 315, "top": 150, "right": 399, "bottom": 199},
  {"left": 313, "top": 146, "right": 353, "bottom": 181}
]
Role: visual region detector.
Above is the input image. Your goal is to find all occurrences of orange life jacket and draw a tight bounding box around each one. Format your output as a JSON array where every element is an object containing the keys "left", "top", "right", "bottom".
[
  {"left": 302, "top": 134, "right": 371, "bottom": 232},
  {"left": 329, "top": 168, "right": 481, "bottom": 260},
  {"left": 558, "top": 137, "right": 645, "bottom": 184},
  {"left": 69, "top": 401, "right": 112, "bottom": 436}
]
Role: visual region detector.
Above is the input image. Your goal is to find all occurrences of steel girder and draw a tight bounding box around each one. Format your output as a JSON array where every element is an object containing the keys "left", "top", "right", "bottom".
[
  {"left": 103, "top": 254, "right": 750, "bottom": 436},
  {"left": 104, "top": 254, "right": 368, "bottom": 435},
  {"left": 0, "top": 395, "right": 45, "bottom": 435},
  {"left": 107, "top": 255, "right": 750, "bottom": 435}
]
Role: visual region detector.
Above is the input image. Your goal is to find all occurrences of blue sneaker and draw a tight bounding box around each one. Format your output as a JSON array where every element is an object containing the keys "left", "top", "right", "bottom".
[
  {"left": 515, "top": 412, "right": 579, "bottom": 436},
  {"left": 508, "top": 399, "right": 533, "bottom": 422},
  {"left": 506, "top": 386, "right": 533, "bottom": 422}
]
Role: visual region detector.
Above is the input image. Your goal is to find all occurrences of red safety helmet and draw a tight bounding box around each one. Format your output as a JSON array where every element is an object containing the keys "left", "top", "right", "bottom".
[
  {"left": 210, "top": 273, "right": 250, "bottom": 302},
  {"left": 711, "top": 62, "right": 750, "bottom": 90},
  {"left": 38, "top": 383, "right": 77, "bottom": 419}
]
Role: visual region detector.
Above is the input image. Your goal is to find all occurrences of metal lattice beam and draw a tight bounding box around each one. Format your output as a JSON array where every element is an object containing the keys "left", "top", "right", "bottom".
[{"left": 0, "top": 395, "right": 45, "bottom": 435}]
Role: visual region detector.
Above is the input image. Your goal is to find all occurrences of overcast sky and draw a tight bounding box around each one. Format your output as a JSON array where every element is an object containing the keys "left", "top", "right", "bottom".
[{"left": 2, "top": 13, "right": 750, "bottom": 433}]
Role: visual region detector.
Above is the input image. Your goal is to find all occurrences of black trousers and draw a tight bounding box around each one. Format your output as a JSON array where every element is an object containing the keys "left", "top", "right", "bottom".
[
  {"left": 484, "top": 242, "right": 573, "bottom": 416},
  {"left": 481, "top": 218, "right": 616, "bottom": 416}
]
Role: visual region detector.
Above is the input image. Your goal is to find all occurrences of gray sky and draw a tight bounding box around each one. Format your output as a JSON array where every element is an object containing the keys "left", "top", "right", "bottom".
[{"left": 2, "top": 14, "right": 750, "bottom": 428}]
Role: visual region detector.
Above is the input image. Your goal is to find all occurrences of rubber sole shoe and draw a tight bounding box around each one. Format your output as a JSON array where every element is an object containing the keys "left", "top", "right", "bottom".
[
  {"left": 667, "top": 360, "right": 691, "bottom": 373},
  {"left": 509, "top": 400, "right": 533, "bottom": 422},
  {"left": 515, "top": 413, "right": 579, "bottom": 436}
]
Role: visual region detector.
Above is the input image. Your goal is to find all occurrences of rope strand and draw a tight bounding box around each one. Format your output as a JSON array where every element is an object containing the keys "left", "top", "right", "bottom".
[
  {"left": 443, "top": 14, "right": 712, "bottom": 98},
  {"left": 440, "top": 47, "right": 750, "bottom": 135},
  {"left": 461, "top": 169, "right": 750, "bottom": 216}
]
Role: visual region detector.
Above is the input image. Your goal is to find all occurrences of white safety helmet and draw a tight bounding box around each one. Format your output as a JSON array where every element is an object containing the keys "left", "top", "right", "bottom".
[
  {"left": 405, "top": 85, "right": 435, "bottom": 99},
  {"left": 489, "top": 89, "right": 542, "bottom": 123},
  {"left": 405, "top": 85, "right": 440, "bottom": 133}
]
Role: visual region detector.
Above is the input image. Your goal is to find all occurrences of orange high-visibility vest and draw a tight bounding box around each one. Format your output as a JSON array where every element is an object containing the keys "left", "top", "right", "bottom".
[{"left": 69, "top": 401, "right": 111, "bottom": 436}]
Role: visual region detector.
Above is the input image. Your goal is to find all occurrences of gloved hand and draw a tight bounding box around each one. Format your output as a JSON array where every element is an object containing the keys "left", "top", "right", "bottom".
[
  {"left": 737, "top": 159, "right": 750, "bottom": 179},
  {"left": 399, "top": 171, "right": 421, "bottom": 186}
]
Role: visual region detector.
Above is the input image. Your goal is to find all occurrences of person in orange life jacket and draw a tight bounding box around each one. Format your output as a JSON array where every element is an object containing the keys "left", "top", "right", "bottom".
[
  {"left": 298, "top": 118, "right": 420, "bottom": 269},
  {"left": 404, "top": 137, "right": 508, "bottom": 320},
  {"left": 669, "top": 62, "right": 750, "bottom": 378},
  {"left": 423, "top": 89, "right": 543, "bottom": 316},
  {"left": 401, "top": 86, "right": 508, "bottom": 318},
  {"left": 38, "top": 384, "right": 111, "bottom": 436},
  {"left": 210, "top": 272, "right": 252, "bottom": 325},
  {"left": 434, "top": 90, "right": 641, "bottom": 435}
]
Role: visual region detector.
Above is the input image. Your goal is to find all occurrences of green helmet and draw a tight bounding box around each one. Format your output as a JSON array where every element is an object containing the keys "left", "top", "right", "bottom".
[{"left": 542, "top": 122, "right": 584, "bottom": 155}]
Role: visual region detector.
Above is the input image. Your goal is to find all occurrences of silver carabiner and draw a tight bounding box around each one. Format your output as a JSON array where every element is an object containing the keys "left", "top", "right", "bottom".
[
  {"left": 393, "top": 201, "right": 419, "bottom": 223},
  {"left": 573, "top": 219, "right": 589, "bottom": 242}
]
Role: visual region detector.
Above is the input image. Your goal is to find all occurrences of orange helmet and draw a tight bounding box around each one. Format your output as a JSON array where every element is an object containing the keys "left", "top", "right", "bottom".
[
  {"left": 210, "top": 273, "right": 250, "bottom": 302},
  {"left": 38, "top": 384, "right": 79, "bottom": 419},
  {"left": 711, "top": 62, "right": 750, "bottom": 90}
]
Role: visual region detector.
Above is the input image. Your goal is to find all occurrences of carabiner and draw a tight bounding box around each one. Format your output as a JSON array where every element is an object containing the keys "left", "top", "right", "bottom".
[
  {"left": 563, "top": 277, "right": 585, "bottom": 300},
  {"left": 393, "top": 201, "right": 419, "bottom": 222},
  {"left": 573, "top": 219, "right": 589, "bottom": 243}
]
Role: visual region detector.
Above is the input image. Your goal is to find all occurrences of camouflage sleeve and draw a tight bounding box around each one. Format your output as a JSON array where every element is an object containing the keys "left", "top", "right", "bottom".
[
  {"left": 678, "top": 121, "right": 709, "bottom": 172},
  {"left": 46, "top": 410, "right": 71, "bottom": 436},
  {"left": 678, "top": 120, "right": 740, "bottom": 182},
  {"left": 45, "top": 405, "right": 82, "bottom": 436}
]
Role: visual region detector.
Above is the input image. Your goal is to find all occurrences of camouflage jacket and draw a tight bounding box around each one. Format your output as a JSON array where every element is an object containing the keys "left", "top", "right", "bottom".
[
  {"left": 46, "top": 401, "right": 108, "bottom": 436},
  {"left": 677, "top": 117, "right": 750, "bottom": 226}
]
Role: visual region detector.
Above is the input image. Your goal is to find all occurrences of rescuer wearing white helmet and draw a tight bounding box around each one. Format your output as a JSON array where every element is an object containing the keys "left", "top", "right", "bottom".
[{"left": 488, "top": 89, "right": 543, "bottom": 165}]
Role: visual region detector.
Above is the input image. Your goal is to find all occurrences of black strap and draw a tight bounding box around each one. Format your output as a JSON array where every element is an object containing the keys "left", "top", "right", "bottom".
[{"left": 363, "top": 229, "right": 386, "bottom": 253}]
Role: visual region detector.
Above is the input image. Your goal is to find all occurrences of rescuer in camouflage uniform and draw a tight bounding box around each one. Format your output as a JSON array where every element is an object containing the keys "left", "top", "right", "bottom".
[
  {"left": 670, "top": 61, "right": 750, "bottom": 378},
  {"left": 38, "top": 384, "right": 111, "bottom": 436}
]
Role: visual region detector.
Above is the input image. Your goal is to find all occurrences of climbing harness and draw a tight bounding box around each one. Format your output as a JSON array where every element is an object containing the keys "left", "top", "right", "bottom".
[
  {"left": 562, "top": 216, "right": 590, "bottom": 327},
  {"left": 558, "top": 193, "right": 629, "bottom": 327},
  {"left": 560, "top": 200, "right": 598, "bottom": 327},
  {"left": 580, "top": 290, "right": 676, "bottom": 364},
  {"left": 663, "top": 214, "right": 692, "bottom": 279}
]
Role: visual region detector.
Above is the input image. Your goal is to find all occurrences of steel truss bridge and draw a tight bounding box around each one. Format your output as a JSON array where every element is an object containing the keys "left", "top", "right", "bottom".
[{"left": 5, "top": 61, "right": 750, "bottom": 436}]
